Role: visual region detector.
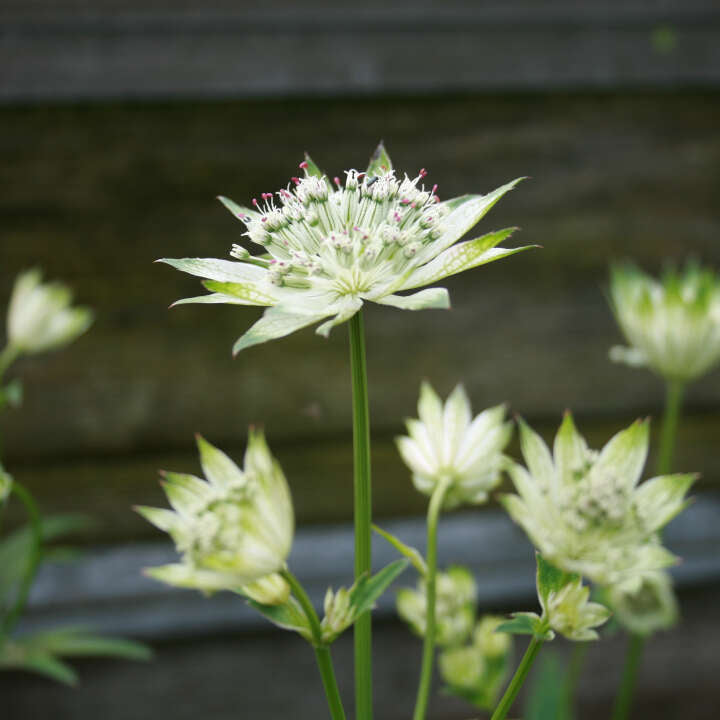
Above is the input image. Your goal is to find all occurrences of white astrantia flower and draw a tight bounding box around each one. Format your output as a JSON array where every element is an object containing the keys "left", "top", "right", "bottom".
[
  {"left": 159, "top": 144, "right": 533, "bottom": 353},
  {"left": 397, "top": 382, "right": 512, "bottom": 509},
  {"left": 499, "top": 554, "right": 610, "bottom": 642},
  {"left": 608, "top": 570, "right": 678, "bottom": 637},
  {"left": 609, "top": 262, "right": 720, "bottom": 382},
  {"left": 500, "top": 412, "right": 696, "bottom": 590},
  {"left": 6, "top": 269, "right": 93, "bottom": 355},
  {"left": 396, "top": 565, "right": 477, "bottom": 647},
  {"left": 137, "top": 429, "right": 294, "bottom": 605}
]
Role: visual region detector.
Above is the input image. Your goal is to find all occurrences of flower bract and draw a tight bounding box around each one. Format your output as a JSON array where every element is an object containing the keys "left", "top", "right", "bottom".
[
  {"left": 609, "top": 262, "right": 720, "bottom": 382},
  {"left": 6, "top": 269, "right": 93, "bottom": 355},
  {"left": 137, "top": 429, "right": 294, "bottom": 604},
  {"left": 397, "top": 382, "right": 512, "bottom": 509},
  {"left": 159, "top": 144, "right": 533, "bottom": 353},
  {"left": 501, "top": 413, "right": 696, "bottom": 589}
]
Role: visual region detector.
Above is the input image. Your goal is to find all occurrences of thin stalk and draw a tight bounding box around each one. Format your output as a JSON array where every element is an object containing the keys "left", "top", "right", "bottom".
[
  {"left": 657, "top": 379, "right": 684, "bottom": 475},
  {"left": 611, "top": 634, "right": 644, "bottom": 720},
  {"left": 348, "top": 311, "right": 373, "bottom": 720},
  {"left": 281, "top": 569, "right": 347, "bottom": 720},
  {"left": 412, "top": 480, "right": 449, "bottom": 720},
  {"left": 1, "top": 481, "right": 42, "bottom": 636},
  {"left": 491, "top": 636, "right": 545, "bottom": 720}
]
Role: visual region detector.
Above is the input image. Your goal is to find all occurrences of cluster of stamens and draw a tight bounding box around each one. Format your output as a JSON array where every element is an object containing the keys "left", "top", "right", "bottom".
[{"left": 230, "top": 164, "right": 447, "bottom": 295}]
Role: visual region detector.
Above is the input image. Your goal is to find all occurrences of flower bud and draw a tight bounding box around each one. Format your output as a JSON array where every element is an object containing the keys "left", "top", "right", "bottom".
[
  {"left": 608, "top": 570, "right": 678, "bottom": 637},
  {"left": 397, "top": 382, "right": 511, "bottom": 509}
]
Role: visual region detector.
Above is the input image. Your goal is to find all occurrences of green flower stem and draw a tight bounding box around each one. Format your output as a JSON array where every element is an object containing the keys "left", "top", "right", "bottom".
[
  {"left": 412, "top": 480, "right": 449, "bottom": 720},
  {"left": 1, "top": 481, "right": 42, "bottom": 637},
  {"left": 611, "top": 634, "right": 644, "bottom": 720},
  {"left": 657, "top": 379, "right": 684, "bottom": 475},
  {"left": 348, "top": 311, "right": 373, "bottom": 720},
  {"left": 490, "top": 636, "right": 545, "bottom": 720},
  {"left": 281, "top": 569, "right": 347, "bottom": 720}
]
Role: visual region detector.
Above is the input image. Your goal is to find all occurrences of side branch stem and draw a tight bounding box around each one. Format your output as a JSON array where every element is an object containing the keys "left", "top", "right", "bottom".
[
  {"left": 412, "top": 480, "right": 449, "bottom": 720},
  {"left": 281, "top": 569, "right": 347, "bottom": 720},
  {"left": 490, "top": 636, "right": 545, "bottom": 720}
]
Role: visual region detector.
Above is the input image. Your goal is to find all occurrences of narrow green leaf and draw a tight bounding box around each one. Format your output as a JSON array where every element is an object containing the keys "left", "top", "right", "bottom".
[
  {"left": 9, "top": 653, "right": 78, "bottom": 686},
  {"left": 366, "top": 141, "right": 393, "bottom": 176},
  {"left": 22, "top": 628, "right": 152, "bottom": 661},
  {"left": 524, "top": 651, "right": 572, "bottom": 720},
  {"left": 372, "top": 525, "right": 427, "bottom": 575},
  {"left": 350, "top": 559, "right": 408, "bottom": 616}
]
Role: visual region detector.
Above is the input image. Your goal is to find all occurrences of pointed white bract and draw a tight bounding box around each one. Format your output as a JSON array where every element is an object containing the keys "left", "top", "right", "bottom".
[
  {"left": 138, "top": 430, "right": 294, "bottom": 605},
  {"left": 6, "top": 269, "right": 93, "bottom": 355},
  {"left": 397, "top": 382, "right": 512, "bottom": 509},
  {"left": 609, "top": 263, "right": 720, "bottom": 382},
  {"left": 396, "top": 566, "right": 477, "bottom": 647},
  {"left": 501, "top": 413, "right": 696, "bottom": 589},
  {"left": 159, "top": 145, "right": 533, "bottom": 352}
]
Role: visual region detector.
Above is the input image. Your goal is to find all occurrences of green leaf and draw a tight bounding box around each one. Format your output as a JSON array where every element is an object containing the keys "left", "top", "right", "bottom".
[
  {"left": 366, "top": 141, "right": 393, "bottom": 176},
  {"left": 0, "top": 651, "right": 78, "bottom": 686},
  {"left": 350, "top": 559, "right": 408, "bottom": 616},
  {"left": 372, "top": 525, "right": 427, "bottom": 575},
  {"left": 248, "top": 596, "right": 312, "bottom": 640},
  {"left": 301, "top": 152, "right": 326, "bottom": 178},
  {"left": 495, "top": 612, "right": 543, "bottom": 637},
  {"left": 216, "top": 195, "right": 257, "bottom": 222},
  {"left": 536, "top": 553, "right": 577, "bottom": 611},
  {"left": 19, "top": 628, "right": 152, "bottom": 661},
  {"left": 0, "top": 379, "right": 23, "bottom": 410},
  {"left": 0, "top": 514, "right": 95, "bottom": 609}
]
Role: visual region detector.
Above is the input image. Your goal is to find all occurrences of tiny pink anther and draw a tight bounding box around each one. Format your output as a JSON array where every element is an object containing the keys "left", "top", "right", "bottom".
[
  {"left": 299, "top": 161, "right": 309, "bottom": 170},
  {"left": 252, "top": 198, "right": 259, "bottom": 207},
  {"left": 291, "top": 176, "right": 301, "bottom": 185},
  {"left": 334, "top": 176, "right": 341, "bottom": 186},
  {"left": 419, "top": 168, "right": 428, "bottom": 178}
]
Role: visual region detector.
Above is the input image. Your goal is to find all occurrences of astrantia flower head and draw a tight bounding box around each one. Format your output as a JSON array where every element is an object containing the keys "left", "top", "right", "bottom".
[
  {"left": 501, "top": 413, "right": 696, "bottom": 589},
  {"left": 607, "top": 570, "right": 678, "bottom": 637},
  {"left": 6, "top": 269, "right": 93, "bottom": 355},
  {"left": 397, "top": 565, "right": 477, "bottom": 647},
  {"left": 609, "top": 262, "right": 720, "bottom": 382},
  {"left": 160, "top": 144, "right": 533, "bottom": 353},
  {"left": 397, "top": 382, "right": 512, "bottom": 509},
  {"left": 137, "top": 429, "right": 294, "bottom": 605}
]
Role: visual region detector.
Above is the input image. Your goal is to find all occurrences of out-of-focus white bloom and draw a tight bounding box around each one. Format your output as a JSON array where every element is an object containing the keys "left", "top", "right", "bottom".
[
  {"left": 608, "top": 570, "right": 678, "bottom": 637},
  {"left": 137, "top": 430, "right": 294, "bottom": 605},
  {"left": 160, "top": 144, "right": 533, "bottom": 353},
  {"left": 609, "top": 263, "right": 720, "bottom": 382},
  {"left": 541, "top": 575, "right": 611, "bottom": 641},
  {"left": 439, "top": 615, "right": 513, "bottom": 710},
  {"left": 397, "top": 382, "right": 512, "bottom": 509},
  {"left": 6, "top": 269, "right": 93, "bottom": 355},
  {"left": 397, "top": 565, "right": 477, "bottom": 646},
  {"left": 473, "top": 615, "right": 512, "bottom": 659},
  {"left": 501, "top": 413, "right": 696, "bottom": 589}
]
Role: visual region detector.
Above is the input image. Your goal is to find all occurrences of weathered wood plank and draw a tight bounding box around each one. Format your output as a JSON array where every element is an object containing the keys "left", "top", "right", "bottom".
[
  {"left": 1, "top": 95, "right": 719, "bottom": 469},
  {"left": 2, "top": 2, "right": 720, "bottom": 102},
  {"left": 4, "top": 415, "right": 719, "bottom": 542}
]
